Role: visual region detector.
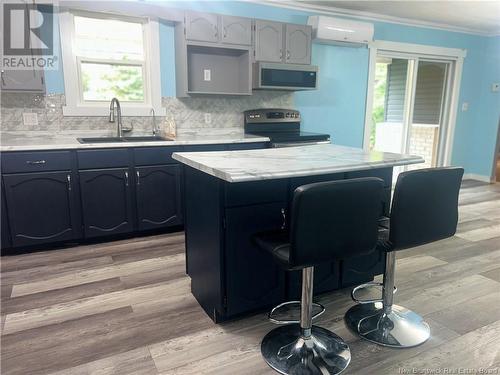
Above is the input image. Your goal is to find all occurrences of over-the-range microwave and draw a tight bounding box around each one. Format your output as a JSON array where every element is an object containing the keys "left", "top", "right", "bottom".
[{"left": 252, "top": 62, "right": 318, "bottom": 91}]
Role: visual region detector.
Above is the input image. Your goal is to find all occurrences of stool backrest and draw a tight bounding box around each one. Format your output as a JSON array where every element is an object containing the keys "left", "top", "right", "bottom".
[
  {"left": 289, "top": 177, "right": 384, "bottom": 268},
  {"left": 390, "top": 167, "right": 464, "bottom": 250}
]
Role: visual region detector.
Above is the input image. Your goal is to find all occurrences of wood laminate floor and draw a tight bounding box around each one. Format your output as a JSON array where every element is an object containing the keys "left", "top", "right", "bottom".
[{"left": 1, "top": 180, "right": 499, "bottom": 375}]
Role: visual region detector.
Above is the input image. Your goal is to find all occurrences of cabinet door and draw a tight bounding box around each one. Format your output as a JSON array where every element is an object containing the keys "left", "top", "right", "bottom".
[
  {"left": 254, "top": 20, "right": 283, "bottom": 63},
  {"left": 285, "top": 24, "right": 312, "bottom": 65},
  {"left": 136, "top": 165, "right": 182, "bottom": 230},
  {"left": 1, "top": 178, "right": 12, "bottom": 249},
  {"left": 185, "top": 11, "right": 219, "bottom": 43},
  {"left": 221, "top": 16, "right": 251, "bottom": 45},
  {"left": 3, "top": 171, "right": 79, "bottom": 247},
  {"left": 224, "top": 202, "right": 286, "bottom": 316},
  {"left": 79, "top": 168, "right": 134, "bottom": 238},
  {"left": 1, "top": 69, "right": 45, "bottom": 92}
]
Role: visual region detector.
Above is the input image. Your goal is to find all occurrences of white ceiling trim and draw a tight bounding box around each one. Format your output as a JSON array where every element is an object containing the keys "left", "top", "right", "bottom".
[{"left": 249, "top": 0, "right": 500, "bottom": 37}]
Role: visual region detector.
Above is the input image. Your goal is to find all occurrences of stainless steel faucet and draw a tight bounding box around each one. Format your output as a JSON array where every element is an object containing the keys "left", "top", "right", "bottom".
[
  {"left": 109, "top": 98, "right": 122, "bottom": 138},
  {"left": 150, "top": 107, "right": 158, "bottom": 136}
]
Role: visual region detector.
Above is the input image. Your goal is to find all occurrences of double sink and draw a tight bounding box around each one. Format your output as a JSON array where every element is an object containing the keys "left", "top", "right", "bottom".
[{"left": 77, "top": 136, "right": 173, "bottom": 144}]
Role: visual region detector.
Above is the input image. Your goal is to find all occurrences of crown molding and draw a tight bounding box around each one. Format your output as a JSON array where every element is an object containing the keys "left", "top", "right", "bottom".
[{"left": 249, "top": 0, "right": 500, "bottom": 37}]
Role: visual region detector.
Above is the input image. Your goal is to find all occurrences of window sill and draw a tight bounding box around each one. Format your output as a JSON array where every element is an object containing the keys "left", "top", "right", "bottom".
[{"left": 62, "top": 105, "right": 166, "bottom": 117}]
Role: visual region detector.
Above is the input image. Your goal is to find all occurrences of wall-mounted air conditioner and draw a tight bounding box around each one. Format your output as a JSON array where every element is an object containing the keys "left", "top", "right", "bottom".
[{"left": 307, "top": 16, "right": 374, "bottom": 47}]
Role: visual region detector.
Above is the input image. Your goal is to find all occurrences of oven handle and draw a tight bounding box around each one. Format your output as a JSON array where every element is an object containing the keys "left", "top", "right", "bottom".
[{"left": 272, "top": 140, "right": 331, "bottom": 148}]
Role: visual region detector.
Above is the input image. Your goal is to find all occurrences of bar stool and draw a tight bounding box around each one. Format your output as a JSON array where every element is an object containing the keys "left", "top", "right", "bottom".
[
  {"left": 254, "top": 177, "right": 385, "bottom": 375},
  {"left": 345, "top": 167, "right": 464, "bottom": 348}
]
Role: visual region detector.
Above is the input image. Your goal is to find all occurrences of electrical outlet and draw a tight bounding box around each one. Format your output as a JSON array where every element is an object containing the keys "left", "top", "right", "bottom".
[
  {"left": 204, "top": 113, "right": 212, "bottom": 124},
  {"left": 204, "top": 69, "right": 211, "bottom": 81},
  {"left": 461, "top": 102, "right": 469, "bottom": 112},
  {"left": 23, "top": 112, "right": 38, "bottom": 126},
  {"left": 492, "top": 83, "right": 499, "bottom": 92}
]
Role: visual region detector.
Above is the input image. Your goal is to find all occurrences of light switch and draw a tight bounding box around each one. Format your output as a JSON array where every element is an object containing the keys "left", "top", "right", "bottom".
[
  {"left": 461, "top": 102, "right": 469, "bottom": 112},
  {"left": 204, "top": 113, "right": 212, "bottom": 124},
  {"left": 204, "top": 69, "right": 211, "bottom": 81},
  {"left": 23, "top": 112, "right": 38, "bottom": 126},
  {"left": 492, "top": 83, "right": 499, "bottom": 92}
]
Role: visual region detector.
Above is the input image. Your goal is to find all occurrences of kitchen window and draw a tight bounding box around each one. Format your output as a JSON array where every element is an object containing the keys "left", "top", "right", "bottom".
[{"left": 60, "top": 11, "right": 165, "bottom": 116}]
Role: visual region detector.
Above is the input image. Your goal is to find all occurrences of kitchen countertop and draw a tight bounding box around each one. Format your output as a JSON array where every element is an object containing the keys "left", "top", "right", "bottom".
[
  {"left": 173, "top": 144, "right": 424, "bottom": 183},
  {"left": 0, "top": 129, "right": 269, "bottom": 152}
]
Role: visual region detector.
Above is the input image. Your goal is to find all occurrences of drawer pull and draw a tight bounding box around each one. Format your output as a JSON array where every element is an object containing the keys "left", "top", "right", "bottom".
[
  {"left": 136, "top": 170, "right": 140, "bottom": 185},
  {"left": 125, "top": 171, "right": 129, "bottom": 187},
  {"left": 67, "top": 174, "right": 72, "bottom": 191},
  {"left": 26, "top": 160, "right": 46, "bottom": 165}
]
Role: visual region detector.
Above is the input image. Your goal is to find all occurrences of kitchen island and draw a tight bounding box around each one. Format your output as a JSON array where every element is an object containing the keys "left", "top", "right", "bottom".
[{"left": 173, "top": 144, "right": 423, "bottom": 322}]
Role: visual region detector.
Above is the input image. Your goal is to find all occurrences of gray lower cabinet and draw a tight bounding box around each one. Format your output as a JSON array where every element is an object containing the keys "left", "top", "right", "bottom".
[
  {"left": 136, "top": 165, "right": 182, "bottom": 230},
  {"left": 221, "top": 16, "right": 252, "bottom": 45},
  {"left": 185, "top": 11, "right": 219, "bottom": 43},
  {"left": 254, "top": 20, "right": 283, "bottom": 63},
  {"left": 285, "top": 24, "right": 312, "bottom": 65},
  {"left": 79, "top": 168, "right": 135, "bottom": 238}
]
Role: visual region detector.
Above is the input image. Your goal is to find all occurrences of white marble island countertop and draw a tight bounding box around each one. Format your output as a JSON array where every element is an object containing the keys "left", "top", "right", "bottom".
[
  {"left": 0, "top": 129, "right": 269, "bottom": 152},
  {"left": 173, "top": 144, "right": 424, "bottom": 183}
]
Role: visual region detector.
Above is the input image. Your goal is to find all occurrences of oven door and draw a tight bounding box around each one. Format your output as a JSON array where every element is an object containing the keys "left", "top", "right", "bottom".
[
  {"left": 253, "top": 62, "right": 318, "bottom": 91},
  {"left": 272, "top": 140, "right": 330, "bottom": 148}
]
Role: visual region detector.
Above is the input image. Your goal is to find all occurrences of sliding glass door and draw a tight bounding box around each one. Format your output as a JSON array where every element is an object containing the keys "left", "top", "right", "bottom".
[{"left": 368, "top": 53, "right": 452, "bottom": 178}]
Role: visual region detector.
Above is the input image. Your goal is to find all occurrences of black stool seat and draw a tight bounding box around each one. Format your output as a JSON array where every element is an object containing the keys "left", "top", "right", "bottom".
[{"left": 253, "top": 230, "right": 292, "bottom": 269}]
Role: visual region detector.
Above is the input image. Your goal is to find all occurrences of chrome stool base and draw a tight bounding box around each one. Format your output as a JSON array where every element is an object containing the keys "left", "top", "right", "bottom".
[
  {"left": 261, "top": 324, "right": 351, "bottom": 375},
  {"left": 345, "top": 302, "right": 430, "bottom": 348}
]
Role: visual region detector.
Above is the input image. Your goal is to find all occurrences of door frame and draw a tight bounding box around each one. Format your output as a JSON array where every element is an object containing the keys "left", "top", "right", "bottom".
[{"left": 363, "top": 41, "right": 466, "bottom": 167}]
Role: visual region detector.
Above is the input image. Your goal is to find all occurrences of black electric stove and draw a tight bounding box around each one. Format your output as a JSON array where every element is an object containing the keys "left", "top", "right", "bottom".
[{"left": 244, "top": 109, "right": 330, "bottom": 147}]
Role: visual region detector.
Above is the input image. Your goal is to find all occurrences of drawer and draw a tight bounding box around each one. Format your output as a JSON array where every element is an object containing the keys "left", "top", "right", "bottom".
[
  {"left": 224, "top": 178, "right": 288, "bottom": 207},
  {"left": 226, "top": 142, "right": 269, "bottom": 151},
  {"left": 77, "top": 149, "right": 129, "bottom": 169},
  {"left": 2, "top": 151, "right": 72, "bottom": 173},
  {"left": 183, "top": 144, "right": 227, "bottom": 152},
  {"left": 133, "top": 146, "right": 183, "bottom": 166},
  {"left": 346, "top": 167, "right": 392, "bottom": 187}
]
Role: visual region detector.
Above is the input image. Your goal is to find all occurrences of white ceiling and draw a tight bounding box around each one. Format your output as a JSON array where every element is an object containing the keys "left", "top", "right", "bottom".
[{"left": 282, "top": 1, "right": 500, "bottom": 35}]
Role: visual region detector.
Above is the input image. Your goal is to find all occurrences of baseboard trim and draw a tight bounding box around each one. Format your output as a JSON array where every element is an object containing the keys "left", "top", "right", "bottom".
[{"left": 463, "top": 173, "right": 494, "bottom": 183}]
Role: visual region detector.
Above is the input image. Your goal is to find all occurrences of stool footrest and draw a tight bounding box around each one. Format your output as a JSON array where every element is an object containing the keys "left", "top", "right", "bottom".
[
  {"left": 268, "top": 300, "right": 325, "bottom": 325},
  {"left": 351, "top": 282, "right": 397, "bottom": 304}
]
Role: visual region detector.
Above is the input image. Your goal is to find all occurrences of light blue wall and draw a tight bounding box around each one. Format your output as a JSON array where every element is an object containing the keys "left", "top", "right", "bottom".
[{"left": 45, "top": 2, "right": 500, "bottom": 177}]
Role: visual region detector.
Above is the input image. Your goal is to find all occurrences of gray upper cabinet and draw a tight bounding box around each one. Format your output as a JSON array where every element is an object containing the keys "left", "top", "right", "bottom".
[
  {"left": 285, "top": 24, "right": 312, "bottom": 65},
  {"left": 1, "top": 69, "right": 45, "bottom": 93},
  {"left": 221, "top": 16, "right": 252, "bottom": 46},
  {"left": 185, "top": 11, "right": 219, "bottom": 43},
  {"left": 254, "top": 20, "right": 283, "bottom": 63}
]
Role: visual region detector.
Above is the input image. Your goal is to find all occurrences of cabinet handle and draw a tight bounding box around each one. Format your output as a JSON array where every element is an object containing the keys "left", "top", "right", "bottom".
[
  {"left": 26, "top": 160, "right": 46, "bottom": 165},
  {"left": 67, "top": 174, "right": 72, "bottom": 191},
  {"left": 136, "top": 170, "right": 140, "bottom": 185},
  {"left": 223, "top": 27, "right": 227, "bottom": 38},
  {"left": 1, "top": 70, "right": 5, "bottom": 86},
  {"left": 279, "top": 49, "right": 283, "bottom": 59},
  {"left": 125, "top": 171, "right": 129, "bottom": 187},
  {"left": 281, "top": 208, "right": 286, "bottom": 230},
  {"left": 214, "top": 25, "right": 218, "bottom": 38},
  {"left": 286, "top": 50, "right": 290, "bottom": 60}
]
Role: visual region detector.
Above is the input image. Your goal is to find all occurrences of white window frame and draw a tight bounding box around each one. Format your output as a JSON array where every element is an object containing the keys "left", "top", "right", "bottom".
[
  {"left": 363, "top": 40, "right": 466, "bottom": 167},
  {"left": 60, "top": 10, "right": 165, "bottom": 116}
]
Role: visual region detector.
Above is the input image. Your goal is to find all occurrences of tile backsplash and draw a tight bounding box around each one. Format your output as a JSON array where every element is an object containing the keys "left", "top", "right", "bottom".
[{"left": 0, "top": 91, "right": 294, "bottom": 136}]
